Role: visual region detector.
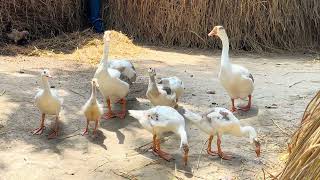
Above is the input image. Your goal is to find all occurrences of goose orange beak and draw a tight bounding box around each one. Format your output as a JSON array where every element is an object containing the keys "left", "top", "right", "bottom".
[{"left": 208, "top": 29, "right": 218, "bottom": 37}]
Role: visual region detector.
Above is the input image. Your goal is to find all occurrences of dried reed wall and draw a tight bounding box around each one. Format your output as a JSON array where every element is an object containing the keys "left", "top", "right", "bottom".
[
  {"left": 0, "top": 0, "right": 85, "bottom": 39},
  {"left": 279, "top": 91, "right": 320, "bottom": 179},
  {"left": 105, "top": 0, "right": 320, "bottom": 51},
  {"left": 1, "top": 0, "right": 319, "bottom": 51}
]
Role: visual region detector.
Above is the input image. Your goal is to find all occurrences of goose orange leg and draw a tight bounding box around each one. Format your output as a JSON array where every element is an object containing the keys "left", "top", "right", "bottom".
[
  {"left": 116, "top": 98, "right": 126, "bottom": 119},
  {"left": 240, "top": 95, "right": 252, "bottom": 111},
  {"left": 48, "top": 115, "right": 59, "bottom": 139},
  {"left": 207, "top": 135, "right": 218, "bottom": 156},
  {"left": 152, "top": 135, "right": 173, "bottom": 161},
  {"left": 230, "top": 98, "right": 237, "bottom": 112},
  {"left": 214, "top": 134, "right": 232, "bottom": 160},
  {"left": 32, "top": 113, "right": 45, "bottom": 135},
  {"left": 82, "top": 119, "right": 89, "bottom": 136},
  {"left": 103, "top": 98, "right": 115, "bottom": 119}
]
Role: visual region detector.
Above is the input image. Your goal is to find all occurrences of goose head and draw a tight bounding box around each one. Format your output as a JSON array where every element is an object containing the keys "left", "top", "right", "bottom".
[
  {"left": 148, "top": 68, "right": 156, "bottom": 77},
  {"left": 41, "top": 69, "right": 52, "bottom": 80},
  {"left": 20, "top": 30, "right": 29, "bottom": 37},
  {"left": 91, "top": 78, "right": 99, "bottom": 88},
  {"left": 208, "top": 26, "right": 227, "bottom": 38},
  {"left": 103, "top": 31, "right": 111, "bottom": 42}
]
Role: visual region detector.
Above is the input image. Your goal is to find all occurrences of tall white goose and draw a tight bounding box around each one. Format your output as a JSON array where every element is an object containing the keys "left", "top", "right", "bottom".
[
  {"left": 208, "top": 26, "right": 254, "bottom": 112},
  {"left": 180, "top": 107, "right": 260, "bottom": 160},
  {"left": 94, "top": 31, "right": 136, "bottom": 119},
  {"left": 33, "top": 69, "right": 62, "bottom": 139},
  {"left": 82, "top": 78, "right": 103, "bottom": 136},
  {"left": 129, "top": 106, "right": 189, "bottom": 165}
]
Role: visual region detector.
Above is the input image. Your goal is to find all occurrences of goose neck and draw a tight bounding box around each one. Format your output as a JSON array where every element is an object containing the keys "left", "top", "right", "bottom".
[
  {"left": 101, "top": 40, "right": 110, "bottom": 64},
  {"left": 41, "top": 77, "right": 51, "bottom": 93},
  {"left": 239, "top": 126, "right": 257, "bottom": 143},
  {"left": 149, "top": 75, "right": 159, "bottom": 92},
  {"left": 178, "top": 127, "right": 188, "bottom": 147},
  {"left": 91, "top": 84, "right": 97, "bottom": 100},
  {"left": 220, "top": 34, "right": 231, "bottom": 67}
]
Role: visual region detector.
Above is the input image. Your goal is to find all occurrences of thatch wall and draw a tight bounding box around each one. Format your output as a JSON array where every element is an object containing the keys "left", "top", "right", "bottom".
[
  {"left": 0, "top": 0, "right": 85, "bottom": 39},
  {"left": 279, "top": 91, "right": 320, "bottom": 179},
  {"left": 1, "top": 0, "right": 319, "bottom": 51},
  {"left": 105, "top": 0, "right": 320, "bottom": 51}
]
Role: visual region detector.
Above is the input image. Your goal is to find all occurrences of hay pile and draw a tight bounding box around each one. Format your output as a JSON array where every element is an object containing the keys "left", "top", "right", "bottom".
[
  {"left": 278, "top": 91, "right": 320, "bottom": 179},
  {"left": 0, "top": 0, "right": 85, "bottom": 39},
  {"left": 106, "top": 0, "right": 320, "bottom": 51},
  {"left": 0, "top": 29, "right": 144, "bottom": 65}
]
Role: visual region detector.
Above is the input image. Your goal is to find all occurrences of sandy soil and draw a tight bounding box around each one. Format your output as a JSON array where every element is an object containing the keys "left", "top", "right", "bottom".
[{"left": 0, "top": 47, "right": 319, "bottom": 180}]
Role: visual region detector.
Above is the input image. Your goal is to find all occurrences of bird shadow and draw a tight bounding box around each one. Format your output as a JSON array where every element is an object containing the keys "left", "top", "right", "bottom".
[
  {"left": 85, "top": 129, "right": 107, "bottom": 150},
  {"left": 234, "top": 105, "right": 259, "bottom": 119}
]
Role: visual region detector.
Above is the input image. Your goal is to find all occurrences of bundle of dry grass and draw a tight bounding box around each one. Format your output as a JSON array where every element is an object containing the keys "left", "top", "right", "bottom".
[
  {"left": 105, "top": 0, "right": 320, "bottom": 51},
  {"left": 0, "top": 0, "right": 85, "bottom": 40},
  {"left": 278, "top": 91, "right": 320, "bottom": 179},
  {"left": 0, "top": 29, "right": 144, "bottom": 65}
]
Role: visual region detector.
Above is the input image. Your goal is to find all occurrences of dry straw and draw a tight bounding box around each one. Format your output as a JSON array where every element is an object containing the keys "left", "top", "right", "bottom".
[
  {"left": 105, "top": 0, "right": 320, "bottom": 51},
  {"left": 0, "top": 29, "right": 144, "bottom": 65},
  {"left": 278, "top": 91, "right": 320, "bottom": 179},
  {"left": 0, "top": 0, "right": 85, "bottom": 39}
]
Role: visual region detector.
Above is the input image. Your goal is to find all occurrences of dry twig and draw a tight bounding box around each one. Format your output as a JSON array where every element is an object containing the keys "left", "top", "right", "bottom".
[
  {"left": 196, "top": 139, "right": 208, "bottom": 170},
  {"left": 271, "top": 119, "right": 291, "bottom": 137},
  {"left": 111, "top": 169, "right": 137, "bottom": 180},
  {"left": 289, "top": 80, "right": 305, "bottom": 88},
  {"left": 0, "top": 90, "right": 6, "bottom": 96}
]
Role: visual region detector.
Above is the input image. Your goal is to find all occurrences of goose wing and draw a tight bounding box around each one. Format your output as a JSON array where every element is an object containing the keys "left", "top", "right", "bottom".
[{"left": 108, "top": 60, "right": 136, "bottom": 85}]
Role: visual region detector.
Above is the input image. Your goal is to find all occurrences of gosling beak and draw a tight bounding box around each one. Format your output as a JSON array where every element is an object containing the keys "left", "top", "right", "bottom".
[
  {"left": 208, "top": 29, "right": 217, "bottom": 37},
  {"left": 92, "top": 78, "right": 99, "bottom": 88}
]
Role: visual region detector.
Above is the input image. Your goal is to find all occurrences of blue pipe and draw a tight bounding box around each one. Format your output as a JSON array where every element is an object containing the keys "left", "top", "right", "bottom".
[{"left": 88, "top": 0, "right": 104, "bottom": 33}]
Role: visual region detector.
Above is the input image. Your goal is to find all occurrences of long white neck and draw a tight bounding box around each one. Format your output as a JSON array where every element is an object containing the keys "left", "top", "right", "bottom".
[
  {"left": 101, "top": 40, "right": 110, "bottom": 65},
  {"left": 178, "top": 127, "right": 188, "bottom": 148},
  {"left": 148, "top": 75, "right": 159, "bottom": 93},
  {"left": 41, "top": 77, "right": 51, "bottom": 93},
  {"left": 90, "top": 83, "right": 97, "bottom": 102},
  {"left": 219, "top": 33, "right": 231, "bottom": 68},
  {"left": 238, "top": 126, "right": 257, "bottom": 143}
]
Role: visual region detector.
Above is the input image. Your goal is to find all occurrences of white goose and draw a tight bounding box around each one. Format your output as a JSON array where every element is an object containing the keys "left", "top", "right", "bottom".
[
  {"left": 129, "top": 106, "right": 189, "bottom": 165},
  {"left": 146, "top": 68, "right": 177, "bottom": 108},
  {"left": 33, "top": 69, "right": 62, "bottom": 139},
  {"left": 158, "top": 76, "right": 184, "bottom": 102},
  {"left": 94, "top": 31, "right": 136, "bottom": 119},
  {"left": 208, "top": 26, "right": 254, "bottom": 112},
  {"left": 180, "top": 107, "right": 260, "bottom": 159},
  {"left": 82, "top": 78, "right": 103, "bottom": 136}
]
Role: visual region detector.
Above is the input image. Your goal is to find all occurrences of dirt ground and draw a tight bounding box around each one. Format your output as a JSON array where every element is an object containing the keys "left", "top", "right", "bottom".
[{"left": 0, "top": 47, "right": 319, "bottom": 180}]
